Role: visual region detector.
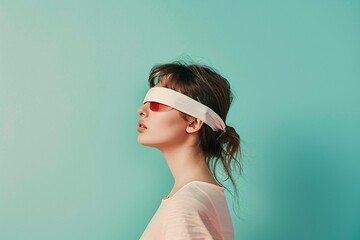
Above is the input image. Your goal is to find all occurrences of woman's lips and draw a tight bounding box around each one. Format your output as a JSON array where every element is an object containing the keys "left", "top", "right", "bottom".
[{"left": 138, "top": 120, "right": 147, "bottom": 132}]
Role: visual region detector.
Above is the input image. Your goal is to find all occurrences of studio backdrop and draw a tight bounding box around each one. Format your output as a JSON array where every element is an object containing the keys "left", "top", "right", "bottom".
[{"left": 1, "top": 1, "right": 359, "bottom": 240}]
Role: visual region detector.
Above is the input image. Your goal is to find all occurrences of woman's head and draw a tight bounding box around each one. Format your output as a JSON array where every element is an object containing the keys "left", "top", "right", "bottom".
[{"left": 139, "top": 61, "right": 242, "bottom": 197}]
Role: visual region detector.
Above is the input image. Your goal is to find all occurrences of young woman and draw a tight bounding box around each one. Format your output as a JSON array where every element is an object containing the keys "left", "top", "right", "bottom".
[{"left": 138, "top": 62, "right": 242, "bottom": 240}]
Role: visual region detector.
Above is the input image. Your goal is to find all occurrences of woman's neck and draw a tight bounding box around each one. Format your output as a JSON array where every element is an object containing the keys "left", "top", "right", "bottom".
[{"left": 160, "top": 144, "right": 217, "bottom": 190}]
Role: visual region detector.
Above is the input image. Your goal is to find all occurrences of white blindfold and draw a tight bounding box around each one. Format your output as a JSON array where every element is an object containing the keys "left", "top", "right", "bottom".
[{"left": 143, "top": 87, "right": 226, "bottom": 132}]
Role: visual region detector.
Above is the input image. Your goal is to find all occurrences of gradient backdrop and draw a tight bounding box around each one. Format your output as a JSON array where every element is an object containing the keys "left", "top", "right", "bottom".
[{"left": 1, "top": 1, "right": 359, "bottom": 240}]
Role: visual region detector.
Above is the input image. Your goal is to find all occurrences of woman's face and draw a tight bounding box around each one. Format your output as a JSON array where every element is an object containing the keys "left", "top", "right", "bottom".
[{"left": 137, "top": 102, "right": 189, "bottom": 149}]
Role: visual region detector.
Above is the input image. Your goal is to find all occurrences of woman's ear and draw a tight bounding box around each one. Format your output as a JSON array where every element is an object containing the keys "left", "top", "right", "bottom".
[{"left": 186, "top": 118, "right": 204, "bottom": 133}]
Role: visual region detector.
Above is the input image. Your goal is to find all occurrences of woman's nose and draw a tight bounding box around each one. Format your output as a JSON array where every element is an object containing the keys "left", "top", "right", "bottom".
[{"left": 137, "top": 103, "right": 148, "bottom": 117}]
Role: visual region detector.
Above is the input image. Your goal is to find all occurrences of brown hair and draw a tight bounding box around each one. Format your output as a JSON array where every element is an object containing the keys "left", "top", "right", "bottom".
[{"left": 148, "top": 61, "right": 243, "bottom": 212}]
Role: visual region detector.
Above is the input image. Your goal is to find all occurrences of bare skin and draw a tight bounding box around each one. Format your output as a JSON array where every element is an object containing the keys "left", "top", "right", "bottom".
[{"left": 161, "top": 143, "right": 220, "bottom": 199}]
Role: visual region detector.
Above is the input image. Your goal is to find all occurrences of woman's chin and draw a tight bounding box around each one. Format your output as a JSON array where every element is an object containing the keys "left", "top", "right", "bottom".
[
  {"left": 138, "top": 137, "right": 164, "bottom": 149},
  {"left": 137, "top": 136, "right": 146, "bottom": 145},
  {"left": 137, "top": 135, "right": 154, "bottom": 146}
]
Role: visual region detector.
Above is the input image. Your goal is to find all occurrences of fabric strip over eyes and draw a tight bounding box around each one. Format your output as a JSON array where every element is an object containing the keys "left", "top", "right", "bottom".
[{"left": 143, "top": 87, "right": 226, "bottom": 132}]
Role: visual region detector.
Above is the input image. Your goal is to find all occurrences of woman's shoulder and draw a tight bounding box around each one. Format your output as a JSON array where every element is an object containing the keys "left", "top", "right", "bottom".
[
  {"left": 186, "top": 180, "right": 225, "bottom": 195},
  {"left": 164, "top": 181, "right": 227, "bottom": 211}
]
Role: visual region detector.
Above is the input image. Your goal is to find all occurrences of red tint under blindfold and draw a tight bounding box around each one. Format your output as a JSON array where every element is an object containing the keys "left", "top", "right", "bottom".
[{"left": 147, "top": 102, "right": 173, "bottom": 112}]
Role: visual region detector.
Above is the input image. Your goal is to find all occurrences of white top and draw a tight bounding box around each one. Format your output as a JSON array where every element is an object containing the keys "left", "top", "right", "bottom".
[{"left": 140, "top": 181, "right": 234, "bottom": 240}]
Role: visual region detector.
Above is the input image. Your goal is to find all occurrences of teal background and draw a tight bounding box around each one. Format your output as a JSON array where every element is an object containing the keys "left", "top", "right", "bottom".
[{"left": 1, "top": 1, "right": 359, "bottom": 239}]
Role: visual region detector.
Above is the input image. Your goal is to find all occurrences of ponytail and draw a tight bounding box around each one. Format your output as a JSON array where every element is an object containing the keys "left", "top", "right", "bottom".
[{"left": 204, "top": 125, "right": 242, "bottom": 217}]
